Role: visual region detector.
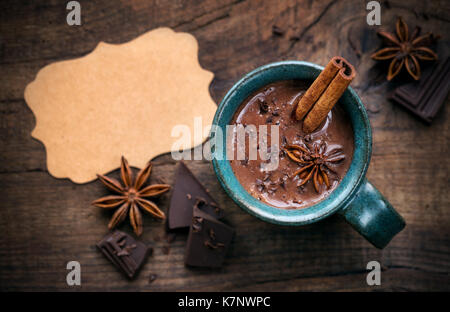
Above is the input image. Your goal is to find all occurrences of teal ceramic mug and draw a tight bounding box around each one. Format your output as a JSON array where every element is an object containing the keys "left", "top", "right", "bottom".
[{"left": 211, "top": 61, "right": 405, "bottom": 249}]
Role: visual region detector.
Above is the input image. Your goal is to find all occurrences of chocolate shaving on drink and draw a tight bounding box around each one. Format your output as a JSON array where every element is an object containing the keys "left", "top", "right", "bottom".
[{"left": 229, "top": 79, "right": 354, "bottom": 209}]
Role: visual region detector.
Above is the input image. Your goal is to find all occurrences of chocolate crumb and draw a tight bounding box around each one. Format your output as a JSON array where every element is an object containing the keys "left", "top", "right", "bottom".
[
  {"left": 162, "top": 245, "right": 170, "bottom": 255},
  {"left": 264, "top": 87, "right": 275, "bottom": 95},
  {"left": 268, "top": 187, "right": 278, "bottom": 194},
  {"left": 209, "top": 228, "right": 216, "bottom": 240},
  {"left": 194, "top": 197, "right": 207, "bottom": 209},
  {"left": 258, "top": 98, "right": 269, "bottom": 114},
  {"left": 204, "top": 240, "right": 225, "bottom": 250},
  {"left": 272, "top": 25, "right": 284, "bottom": 36},
  {"left": 117, "top": 249, "right": 130, "bottom": 256},
  {"left": 155, "top": 177, "right": 167, "bottom": 185},
  {"left": 209, "top": 202, "right": 222, "bottom": 215},
  {"left": 297, "top": 185, "right": 305, "bottom": 193},
  {"left": 166, "top": 233, "right": 176, "bottom": 243},
  {"left": 148, "top": 273, "right": 158, "bottom": 284},
  {"left": 192, "top": 216, "right": 203, "bottom": 232}
]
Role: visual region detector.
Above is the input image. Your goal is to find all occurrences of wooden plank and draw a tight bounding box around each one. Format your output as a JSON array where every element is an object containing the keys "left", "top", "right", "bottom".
[{"left": 0, "top": 0, "right": 449, "bottom": 291}]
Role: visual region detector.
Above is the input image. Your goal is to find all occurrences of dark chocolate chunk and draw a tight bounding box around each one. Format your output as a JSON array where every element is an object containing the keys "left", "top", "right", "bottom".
[
  {"left": 162, "top": 245, "right": 170, "bottom": 255},
  {"left": 272, "top": 25, "right": 284, "bottom": 36},
  {"left": 168, "top": 162, "right": 224, "bottom": 230},
  {"left": 185, "top": 207, "right": 234, "bottom": 268},
  {"left": 97, "top": 231, "right": 149, "bottom": 279},
  {"left": 148, "top": 273, "right": 158, "bottom": 284},
  {"left": 240, "top": 157, "right": 249, "bottom": 166},
  {"left": 258, "top": 98, "right": 269, "bottom": 114},
  {"left": 391, "top": 57, "right": 450, "bottom": 123},
  {"left": 166, "top": 232, "right": 176, "bottom": 243}
]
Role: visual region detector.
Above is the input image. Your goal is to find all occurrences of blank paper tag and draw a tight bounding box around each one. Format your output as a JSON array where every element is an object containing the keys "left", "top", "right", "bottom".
[{"left": 24, "top": 28, "right": 216, "bottom": 183}]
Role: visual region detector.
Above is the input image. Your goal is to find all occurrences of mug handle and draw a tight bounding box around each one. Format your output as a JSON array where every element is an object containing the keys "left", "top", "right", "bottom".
[{"left": 338, "top": 178, "right": 406, "bottom": 249}]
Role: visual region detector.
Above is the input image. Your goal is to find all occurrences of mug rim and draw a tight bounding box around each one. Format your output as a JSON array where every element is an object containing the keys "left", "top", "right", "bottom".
[{"left": 211, "top": 60, "right": 372, "bottom": 225}]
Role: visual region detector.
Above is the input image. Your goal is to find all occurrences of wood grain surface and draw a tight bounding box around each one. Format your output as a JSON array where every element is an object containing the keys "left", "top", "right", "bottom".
[{"left": 0, "top": 0, "right": 449, "bottom": 291}]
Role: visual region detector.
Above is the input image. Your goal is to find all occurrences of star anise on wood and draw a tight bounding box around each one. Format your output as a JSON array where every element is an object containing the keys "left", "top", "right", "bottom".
[
  {"left": 285, "top": 141, "right": 345, "bottom": 193},
  {"left": 92, "top": 156, "right": 170, "bottom": 236},
  {"left": 371, "top": 17, "right": 438, "bottom": 81}
]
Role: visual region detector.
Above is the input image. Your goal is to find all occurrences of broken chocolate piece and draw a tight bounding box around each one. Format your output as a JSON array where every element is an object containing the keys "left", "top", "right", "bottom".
[
  {"left": 391, "top": 57, "right": 450, "bottom": 123},
  {"left": 97, "top": 231, "right": 149, "bottom": 279},
  {"left": 272, "top": 25, "right": 285, "bottom": 37},
  {"left": 162, "top": 245, "right": 170, "bottom": 255},
  {"left": 258, "top": 98, "right": 269, "bottom": 114},
  {"left": 168, "top": 162, "right": 224, "bottom": 230},
  {"left": 166, "top": 232, "right": 177, "bottom": 243},
  {"left": 148, "top": 273, "right": 158, "bottom": 284},
  {"left": 185, "top": 207, "right": 234, "bottom": 268}
]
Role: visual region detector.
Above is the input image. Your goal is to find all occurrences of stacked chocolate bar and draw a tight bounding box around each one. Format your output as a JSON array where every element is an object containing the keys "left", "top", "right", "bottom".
[
  {"left": 391, "top": 57, "right": 450, "bottom": 123},
  {"left": 168, "top": 162, "right": 235, "bottom": 268}
]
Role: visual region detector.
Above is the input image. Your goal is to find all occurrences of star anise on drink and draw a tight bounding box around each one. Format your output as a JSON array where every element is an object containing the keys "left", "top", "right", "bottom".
[
  {"left": 285, "top": 141, "right": 345, "bottom": 193},
  {"left": 371, "top": 17, "right": 438, "bottom": 81},
  {"left": 92, "top": 156, "right": 170, "bottom": 236}
]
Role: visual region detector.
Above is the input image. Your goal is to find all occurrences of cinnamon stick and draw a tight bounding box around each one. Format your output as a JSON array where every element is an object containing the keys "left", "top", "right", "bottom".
[
  {"left": 295, "top": 57, "right": 343, "bottom": 120},
  {"left": 296, "top": 57, "right": 356, "bottom": 133}
]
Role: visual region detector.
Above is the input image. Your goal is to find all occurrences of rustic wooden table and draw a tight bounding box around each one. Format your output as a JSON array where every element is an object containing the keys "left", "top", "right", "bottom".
[{"left": 1, "top": 0, "right": 449, "bottom": 291}]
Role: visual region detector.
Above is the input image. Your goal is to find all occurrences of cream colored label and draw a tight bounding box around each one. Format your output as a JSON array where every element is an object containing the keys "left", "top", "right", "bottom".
[{"left": 24, "top": 28, "right": 216, "bottom": 183}]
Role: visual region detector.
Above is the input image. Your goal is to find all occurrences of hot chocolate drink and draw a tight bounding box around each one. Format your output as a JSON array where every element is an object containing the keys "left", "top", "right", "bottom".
[{"left": 228, "top": 80, "right": 354, "bottom": 209}]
